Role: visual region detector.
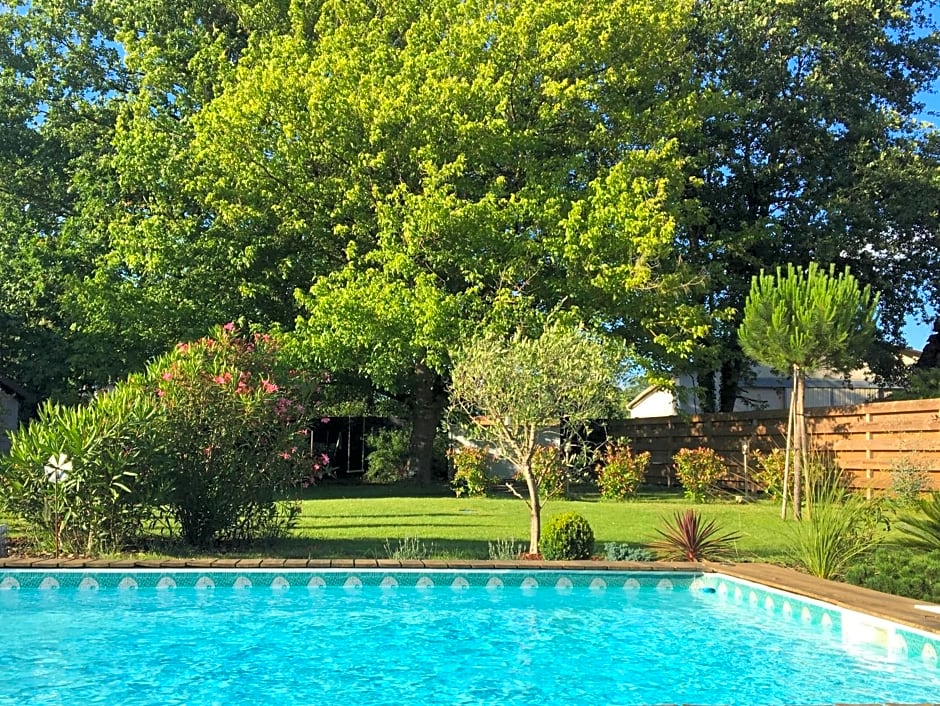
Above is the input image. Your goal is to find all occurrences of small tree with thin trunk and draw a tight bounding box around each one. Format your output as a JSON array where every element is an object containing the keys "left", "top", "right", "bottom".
[
  {"left": 449, "top": 324, "right": 628, "bottom": 555},
  {"left": 738, "top": 263, "right": 878, "bottom": 520}
]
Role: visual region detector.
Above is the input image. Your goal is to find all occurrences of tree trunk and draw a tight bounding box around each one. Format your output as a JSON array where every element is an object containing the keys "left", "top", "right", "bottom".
[
  {"left": 406, "top": 362, "right": 448, "bottom": 484},
  {"left": 792, "top": 365, "right": 804, "bottom": 520},
  {"left": 523, "top": 468, "right": 542, "bottom": 555}
]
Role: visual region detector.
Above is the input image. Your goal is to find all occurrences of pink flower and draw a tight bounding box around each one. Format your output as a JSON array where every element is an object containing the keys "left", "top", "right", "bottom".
[
  {"left": 156, "top": 388, "right": 165, "bottom": 397},
  {"left": 261, "top": 380, "right": 279, "bottom": 394},
  {"left": 161, "top": 372, "right": 173, "bottom": 381},
  {"left": 320, "top": 453, "right": 330, "bottom": 465},
  {"left": 279, "top": 451, "right": 292, "bottom": 460},
  {"left": 320, "top": 417, "right": 331, "bottom": 424},
  {"left": 213, "top": 375, "right": 227, "bottom": 385},
  {"left": 176, "top": 342, "right": 190, "bottom": 353},
  {"left": 222, "top": 322, "right": 235, "bottom": 332}
]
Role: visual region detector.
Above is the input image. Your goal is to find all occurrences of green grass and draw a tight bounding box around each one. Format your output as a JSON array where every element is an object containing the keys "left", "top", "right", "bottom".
[
  {"left": 247, "top": 482, "right": 791, "bottom": 561},
  {"left": 1, "top": 482, "right": 794, "bottom": 561}
]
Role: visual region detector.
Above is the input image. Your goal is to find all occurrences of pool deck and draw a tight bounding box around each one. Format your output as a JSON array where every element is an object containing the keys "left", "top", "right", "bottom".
[{"left": 2, "top": 555, "right": 938, "bottom": 638}]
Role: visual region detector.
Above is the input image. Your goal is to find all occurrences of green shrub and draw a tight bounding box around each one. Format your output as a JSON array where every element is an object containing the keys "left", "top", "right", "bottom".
[
  {"left": 788, "top": 483, "right": 886, "bottom": 580},
  {"left": 539, "top": 511, "right": 595, "bottom": 560},
  {"left": 895, "top": 491, "right": 940, "bottom": 550},
  {"left": 384, "top": 536, "right": 435, "bottom": 560},
  {"left": 365, "top": 427, "right": 411, "bottom": 484},
  {"left": 845, "top": 547, "right": 940, "bottom": 603},
  {"left": 651, "top": 509, "right": 741, "bottom": 561},
  {"left": 530, "top": 445, "right": 569, "bottom": 500},
  {"left": 673, "top": 447, "right": 727, "bottom": 502},
  {"left": 604, "top": 542, "right": 654, "bottom": 562},
  {"left": 449, "top": 445, "right": 496, "bottom": 497},
  {"left": 889, "top": 456, "right": 931, "bottom": 507},
  {"left": 136, "top": 324, "right": 319, "bottom": 546},
  {"left": 752, "top": 448, "right": 787, "bottom": 500},
  {"left": 488, "top": 537, "right": 524, "bottom": 560},
  {"left": 596, "top": 442, "right": 649, "bottom": 501},
  {"left": 0, "top": 386, "right": 159, "bottom": 555}
]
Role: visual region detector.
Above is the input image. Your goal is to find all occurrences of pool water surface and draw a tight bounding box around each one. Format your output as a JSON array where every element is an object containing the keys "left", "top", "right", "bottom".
[{"left": 1, "top": 571, "right": 939, "bottom": 706}]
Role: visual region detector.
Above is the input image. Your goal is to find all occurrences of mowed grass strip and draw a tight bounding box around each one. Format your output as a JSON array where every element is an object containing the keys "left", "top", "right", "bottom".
[{"left": 287, "top": 483, "right": 791, "bottom": 561}]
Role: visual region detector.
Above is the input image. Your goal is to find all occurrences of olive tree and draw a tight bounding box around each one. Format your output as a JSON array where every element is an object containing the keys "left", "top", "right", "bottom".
[
  {"left": 738, "top": 263, "right": 878, "bottom": 519},
  {"left": 449, "top": 324, "right": 629, "bottom": 554}
]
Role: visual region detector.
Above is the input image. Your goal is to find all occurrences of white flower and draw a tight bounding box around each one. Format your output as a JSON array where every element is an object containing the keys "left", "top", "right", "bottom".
[{"left": 43, "top": 453, "right": 72, "bottom": 484}]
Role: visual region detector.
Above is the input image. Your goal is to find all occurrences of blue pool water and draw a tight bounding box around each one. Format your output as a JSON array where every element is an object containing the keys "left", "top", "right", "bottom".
[{"left": 2, "top": 571, "right": 939, "bottom": 706}]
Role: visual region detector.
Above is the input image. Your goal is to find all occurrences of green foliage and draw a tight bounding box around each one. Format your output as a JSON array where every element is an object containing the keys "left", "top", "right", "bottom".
[
  {"left": 888, "top": 457, "right": 931, "bottom": 507},
  {"left": 0, "top": 386, "right": 159, "bottom": 555},
  {"left": 787, "top": 484, "right": 886, "bottom": 580},
  {"left": 845, "top": 548, "right": 940, "bottom": 604},
  {"left": 597, "top": 442, "right": 650, "bottom": 501},
  {"left": 739, "top": 263, "right": 878, "bottom": 376},
  {"left": 487, "top": 538, "right": 524, "bottom": 561},
  {"left": 384, "top": 536, "right": 436, "bottom": 560},
  {"left": 539, "top": 512, "right": 595, "bottom": 561},
  {"left": 752, "top": 449, "right": 787, "bottom": 501},
  {"left": 672, "top": 447, "right": 726, "bottom": 503},
  {"left": 651, "top": 509, "right": 742, "bottom": 561},
  {"left": 135, "top": 324, "right": 320, "bottom": 546},
  {"left": 449, "top": 446, "right": 496, "bottom": 498},
  {"left": 604, "top": 543, "right": 654, "bottom": 562},
  {"left": 894, "top": 492, "right": 940, "bottom": 551},
  {"left": 528, "top": 445, "right": 569, "bottom": 501},
  {"left": 892, "top": 368, "right": 940, "bottom": 401},
  {"left": 450, "top": 323, "right": 630, "bottom": 554},
  {"left": 364, "top": 427, "right": 412, "bottom": 484}
]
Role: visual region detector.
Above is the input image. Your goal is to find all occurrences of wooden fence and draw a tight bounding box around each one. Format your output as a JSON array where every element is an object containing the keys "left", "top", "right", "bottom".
[{"left": 597, "top": 397, "right": 940, "bottom": 494}]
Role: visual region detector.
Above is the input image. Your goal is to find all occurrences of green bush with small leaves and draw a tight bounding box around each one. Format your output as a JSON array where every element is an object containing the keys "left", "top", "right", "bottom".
[
  {"left": 673, "top": 447, "right": 727, "bottom": 502},
  {"left": 889, "top": 456, "right": 931, "bottom": 507},
  {"left": 597, "top": 442, "right": 649, "bottom": 501},
  {"left": 539, "top": 511, "right": 594, "bottom": 560},
  {"left": 449, "top": 445, "right": 496, "bottom": 497},
  {"left": 845, "top": 547, "right": 940, "bottom": 603},
  {"left": 604, "top": 542, "right": 654, "bottom": 561}
]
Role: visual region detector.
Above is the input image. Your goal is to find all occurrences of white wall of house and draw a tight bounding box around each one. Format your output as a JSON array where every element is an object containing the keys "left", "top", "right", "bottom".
[{"left": 628, "top": 364, "right": 896, "bottom": 419}]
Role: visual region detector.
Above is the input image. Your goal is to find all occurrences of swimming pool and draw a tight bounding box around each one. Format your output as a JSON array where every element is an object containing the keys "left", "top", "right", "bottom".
[{"left": 2, "top": 569, "right": 939, "bottom": 705}]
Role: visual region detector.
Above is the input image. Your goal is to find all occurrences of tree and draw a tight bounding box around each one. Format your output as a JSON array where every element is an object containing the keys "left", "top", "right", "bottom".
[
  {"left": 449, "top": 324, "right": 629, "bottom": 554},
  {"left": 196, "top": 0, "right": 709, "bottom": 481},
  {"left": 738, "top": 263, "right": 878, "bottom": 519},
  {"left": 680, "top": 0, "right": 940, "bottom": 410}
]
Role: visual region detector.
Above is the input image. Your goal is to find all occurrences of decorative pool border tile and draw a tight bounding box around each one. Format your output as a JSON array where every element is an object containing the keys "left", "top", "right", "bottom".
[
  {"left": 0, "top": 568, "right": 699, "bottom": 592},
  {"left": 704, "top": 573, "right": 940, "bottom": 671}
]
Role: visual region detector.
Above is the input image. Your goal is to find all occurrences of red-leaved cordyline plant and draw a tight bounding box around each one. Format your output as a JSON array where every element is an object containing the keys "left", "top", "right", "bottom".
[
  {"left": 136, "top": 323, "right": 330, "bottom": 545},
  {"left": 651, "top": 509, "right": 742, "bottom": 562}
]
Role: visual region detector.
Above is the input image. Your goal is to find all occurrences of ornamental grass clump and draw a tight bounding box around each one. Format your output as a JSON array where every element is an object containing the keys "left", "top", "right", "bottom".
[
  {"left": 894, "top": 491, "right": 940, "bottom": 551},
  {"left": 787, "top": 480, "right": 886, "bottom": 580},
  {"left": 652, "top": 509, "right": 741, "bottom": 561},
  {"left": 673, "top": 447, "right": 727, "bottom": 502},
  {"left": 539, "top": 511, "right": 595, "bottom": 560}
]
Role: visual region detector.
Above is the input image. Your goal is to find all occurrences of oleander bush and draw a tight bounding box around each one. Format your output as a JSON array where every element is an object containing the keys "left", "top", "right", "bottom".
[
  {"left": 539, "top": 511, "right": 595, "bottom": 560},
  {"left": 673, "top": 447, "right": 727, "bottom": 503},
  {"left": 0, "top": 385, "right": 158, "bottom": 555},
  {"left": 752, "top": 448, "right": 787, "bottom": 501}
]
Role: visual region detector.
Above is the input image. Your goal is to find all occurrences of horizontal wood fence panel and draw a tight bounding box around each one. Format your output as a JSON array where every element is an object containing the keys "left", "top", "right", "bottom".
[{"left": 602, "top": 397, "right": 940, "bottom": 492}]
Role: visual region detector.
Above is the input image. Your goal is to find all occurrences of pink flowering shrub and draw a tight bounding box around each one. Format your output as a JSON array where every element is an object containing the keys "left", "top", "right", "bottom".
[{"left": 133, "top": 324, "right": 327, "bottom": 545}]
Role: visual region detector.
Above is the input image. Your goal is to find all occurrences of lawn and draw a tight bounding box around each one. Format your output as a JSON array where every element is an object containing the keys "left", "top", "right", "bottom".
[
  {"left": 0, "top": 482, "right": 821, "bottom": 562},
  {"left": 254, "top": 482, "right": 793, "bottom": 562}
]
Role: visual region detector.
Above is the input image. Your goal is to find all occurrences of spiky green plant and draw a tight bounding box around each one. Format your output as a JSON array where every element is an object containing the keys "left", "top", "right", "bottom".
[
  {"left": 651, "top": 509, "right": 742, "bottom": 561},
  {"left": 895, "top": 492, "right": 940, "bottom": 551}
]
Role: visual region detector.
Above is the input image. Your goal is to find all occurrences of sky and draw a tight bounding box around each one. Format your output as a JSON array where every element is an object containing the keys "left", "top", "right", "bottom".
[{"left": 901, "top": 7, "right": 940, "bottom": 350}]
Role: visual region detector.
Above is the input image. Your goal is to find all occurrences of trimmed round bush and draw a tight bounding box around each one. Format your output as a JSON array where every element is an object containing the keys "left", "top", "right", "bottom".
[{"left": 540, "top": 511, "right": 595, "bottom": 560}]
